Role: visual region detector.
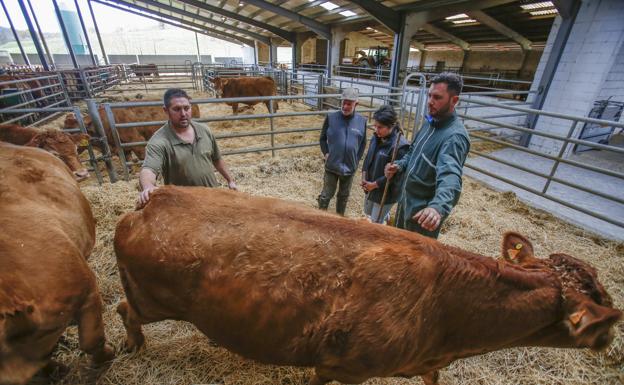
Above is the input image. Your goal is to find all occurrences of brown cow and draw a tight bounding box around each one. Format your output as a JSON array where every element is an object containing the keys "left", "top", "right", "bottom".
[
  {"left": 63, "top": 101, "right": 200, "bottom": 160},
  {"left": 130, "top": 64, "right": 159, "bottom": 80},
  {"left": 0, "top": 124, "right": 90, "bottom": 180},
  {"left": 0, "top": 143, "right": 113, "bottom": 384},
  {"left": 114, "top": 186, "right": 621, "bottom": 385},
  {"left": 214, "top": 76, "right": 278, "bottom": 114}
]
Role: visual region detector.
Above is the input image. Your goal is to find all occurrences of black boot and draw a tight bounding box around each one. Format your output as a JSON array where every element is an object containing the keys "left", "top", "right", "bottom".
[{"left": 317, "top": 195, "right": 330, "bottom": 210}]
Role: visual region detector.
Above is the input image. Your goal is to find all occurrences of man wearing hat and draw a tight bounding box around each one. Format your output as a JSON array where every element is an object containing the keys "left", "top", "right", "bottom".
[{"left": 317, "top": 87, "right": 367, "bottom": 215}]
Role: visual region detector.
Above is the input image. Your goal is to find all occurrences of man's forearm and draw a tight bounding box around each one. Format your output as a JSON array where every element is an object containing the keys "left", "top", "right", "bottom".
[
  {"left": 213, "top": 159, "right": 234, "bottom": 183},
  {"left": 139, "top": 168, "right": 157, "bottom": 190}
]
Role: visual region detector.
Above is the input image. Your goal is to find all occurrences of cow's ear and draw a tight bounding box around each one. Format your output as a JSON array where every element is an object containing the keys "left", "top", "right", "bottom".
[
  {"left": 567, "top": 299, "right": 622, "bottom": 350},
  {"left": 25, "top": 133, "right": 45, "bottom": 148},
  {"left": 501, "top": 231, "right": 534, "bottom": 263}
]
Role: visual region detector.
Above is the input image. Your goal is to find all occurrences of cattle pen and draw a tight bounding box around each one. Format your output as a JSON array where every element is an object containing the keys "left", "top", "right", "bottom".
[{"left": 4, "top": 67, "right": 619, "bottom": 385}]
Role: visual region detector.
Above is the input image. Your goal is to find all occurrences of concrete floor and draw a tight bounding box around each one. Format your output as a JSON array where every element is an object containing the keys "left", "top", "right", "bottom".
[{"left": 464, "top": 147, "right": 624, "bottom": 242}]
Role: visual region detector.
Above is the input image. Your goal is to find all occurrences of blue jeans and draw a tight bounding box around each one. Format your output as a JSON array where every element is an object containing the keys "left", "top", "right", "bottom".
[{"left": 363, "top": 197, "right": 394, "bottom": 224}]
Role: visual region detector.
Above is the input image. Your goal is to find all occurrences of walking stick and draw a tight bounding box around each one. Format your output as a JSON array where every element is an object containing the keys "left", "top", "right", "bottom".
[{"left": 375, "top": 127, "right": 403, "bottom": 223}]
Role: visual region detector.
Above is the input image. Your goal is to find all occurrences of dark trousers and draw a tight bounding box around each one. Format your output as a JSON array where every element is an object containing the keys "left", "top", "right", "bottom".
[{"left": 317, "top": 170, "right": 354, "bottom": 215}]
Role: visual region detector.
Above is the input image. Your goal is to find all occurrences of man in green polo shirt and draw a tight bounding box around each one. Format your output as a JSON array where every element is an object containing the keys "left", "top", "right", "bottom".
[{"left": 137, "top": 88, "right": 237, "bottom": 207}]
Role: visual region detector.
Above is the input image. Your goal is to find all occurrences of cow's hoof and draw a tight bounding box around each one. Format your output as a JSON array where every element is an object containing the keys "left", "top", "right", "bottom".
[
  {"left": 93, "top": 343, "right": 115, "bottom": 364},
  {"left": 124, "top": 333, "right": 145, "bottom": 353}
]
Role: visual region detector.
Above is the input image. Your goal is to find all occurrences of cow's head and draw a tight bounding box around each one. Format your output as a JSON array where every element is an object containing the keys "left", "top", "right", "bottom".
[
  {"left": 63, "top": 112, "right": 93, "bottom": 130},
  {"left": 212, "top": 77, "right": 227, "bottom": 97},
  {"left": 26, "top": 130, "right": 90, "bottom": 181},
  {"left": 501, "top": 232, "right": 622, "bottom": 351}
]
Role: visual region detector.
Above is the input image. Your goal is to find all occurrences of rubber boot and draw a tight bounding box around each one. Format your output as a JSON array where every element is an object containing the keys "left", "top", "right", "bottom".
[{"left": 317, "top": 195, "right": 330, "bottom": 210}]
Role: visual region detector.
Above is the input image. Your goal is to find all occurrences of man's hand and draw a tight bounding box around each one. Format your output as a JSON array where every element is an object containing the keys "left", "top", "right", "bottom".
[
  {"left": 324, "top": 153, "right": 329, "bottom": 162},
  {"left": 362, "top": 181, "right": 378, "bottom": 192},
  {"left": 412, "top": 207, "right": 442, "bottom": 231},
  {"left": 228, "top": 180, "right": 238, "bottom": 190},
  {"left": 137, "top": 185, "right": 157, "bottom": 209},
  {"left": 385, "top": 163, "right": 399, "bottom": 179}
]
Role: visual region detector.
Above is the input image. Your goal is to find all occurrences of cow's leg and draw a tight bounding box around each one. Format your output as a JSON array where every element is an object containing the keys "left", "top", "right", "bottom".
[
  {"left": 76, "top": 289, "right": 114, "bottom": 364},
  {"left": 265, "top": 100, "right": 272, "bottom": 113},
  {"left": 39, "top": 359, "right": 70, "bottom": 381},
  {"left": 421, "top": 370, "right": 440, "bottom": 385},
  {"left": 117, "top": 300, "right": 146, "bottom": 351},
  {"left": 133, "top": 146, "right": 146, "bottom": 161},
  {"left": 232, "top": 103, "right": 239, "bottom": 114}
]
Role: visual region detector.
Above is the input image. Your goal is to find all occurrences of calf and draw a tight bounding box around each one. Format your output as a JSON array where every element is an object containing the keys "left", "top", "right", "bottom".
[
  {"left": 114, "top": 186, "right": 621, "bottom": 385},
  {"left": 0, "top": 143, "right": 113, "bottom": 384},
  {"left": 63, "top": 101, "right": 200, "bottom": 161},
  {"left": 0, "top": 124, "right": 90, "bottom": 181}
]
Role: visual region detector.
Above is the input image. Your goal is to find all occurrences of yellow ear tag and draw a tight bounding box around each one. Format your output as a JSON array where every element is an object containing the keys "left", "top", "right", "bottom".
[
  {"left": 569, "top": 309, "right": 586, "bottom": 326},
  {"left": 507, "top": 249, "right": 520, "bottom": 260},
  {"left": 79, "top": 139, "right": 89, "bottom": 147},
  {"left": 515, "top": 243, "right": 523, "bottom": 250}
]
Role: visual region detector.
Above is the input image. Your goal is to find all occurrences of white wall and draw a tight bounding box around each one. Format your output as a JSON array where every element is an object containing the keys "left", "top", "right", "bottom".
[{"left": 529, "top": 0, "right": 624, "bottom": 155}]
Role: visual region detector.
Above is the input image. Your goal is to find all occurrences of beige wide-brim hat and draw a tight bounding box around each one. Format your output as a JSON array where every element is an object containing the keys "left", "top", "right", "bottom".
[{"left": 340, "top": 87, "right": 359, "bottom": 101}]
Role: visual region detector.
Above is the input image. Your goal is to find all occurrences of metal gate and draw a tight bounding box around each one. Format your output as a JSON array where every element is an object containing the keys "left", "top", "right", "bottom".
[
  {"left": 575, "top": 99, "right": 624, "bottom": 152},
  {"left": 399, "top": 73, "right": 427, "bottom": 141}
]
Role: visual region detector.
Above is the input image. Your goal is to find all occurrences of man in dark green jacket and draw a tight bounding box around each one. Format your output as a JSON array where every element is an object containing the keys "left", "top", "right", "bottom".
[{"left": 385, "top": 72, "right": 470, "bottom": 238}]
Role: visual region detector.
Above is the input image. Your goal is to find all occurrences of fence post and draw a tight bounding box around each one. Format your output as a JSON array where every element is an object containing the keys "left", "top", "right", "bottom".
[
  {"left": 57, "top": 73, "right": 72, "bottom": 107},
  {"left": 78, "top": 69, "right": 92, "bottom": 98},
  {"left": 269, "top": 96, "right": 275, "bottom": 157},
  {"left": 542, "top": 120, "right": 579, "bottom": 194},
  {"left": 103, "top": 103, "right": 130, "bottom": 181},
  {"left": 87, "top": 99, "right": 118, "bottom": 183},
  {"left": 317, "top": 74, "right": 324, "bottom": 110},
  {"left": 72, "top": 105, "right": 103, "bottom": 184}
]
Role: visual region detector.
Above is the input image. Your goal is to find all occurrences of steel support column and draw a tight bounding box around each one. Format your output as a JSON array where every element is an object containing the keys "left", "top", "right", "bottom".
[
  {"left": 53, "top": 0, "right": 79, "bottom": 68},
  {"left": 16, "top": 0, "right": 48, "bottom": 69},
  {"left": 291, "top": 40, "right": 297, "bottom": 71},
  {"left": 269, "top": 42, "right": 275, "bottom": 67},
  {"left": 87, "top": 0, "right": 109, "bottom": 65},
  {"left": 26, "top": 0, "right": 54, "bottom": 67},
  {"left": 326, "top": 39, "right": 332, "bottom": 78},
  {"left": 0, "top": 0, "right": 29, "bottom": 65},
  {"left": 74, "top": 0, "right": 97, "bottom": 65},
  {"left": 390, "top": 12, "right": 424, "bottom": 88},
  {"left": 523, "top": 1, "right": 581, "bottom": 146}
]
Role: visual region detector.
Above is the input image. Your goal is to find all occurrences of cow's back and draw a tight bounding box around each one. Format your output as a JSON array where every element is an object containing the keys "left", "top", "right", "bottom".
[
  {"left": 114, "top": 186, "right": 438, "bottom": 366},
  {"left": 222, "top": 77, "right": 277, "bottom": 98},
  {"left": 0, "top": 143, "right": 98, "bottom": 383}
]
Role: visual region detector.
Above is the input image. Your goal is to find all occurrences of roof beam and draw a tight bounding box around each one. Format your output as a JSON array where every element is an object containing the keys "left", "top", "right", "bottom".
[
  {"left": 127, "top": 0, "right": 270, "bottom": 43},
  {"left": 344, "top": 0, "right": 401, "bottom": 33},
  {"left": 395, "top": 0, "right": 515, "bottom": 13},
  {"left": 241, "top": 0, "right": 331, "bottom": 39},
  {"left": 175, "top": 0, "right": 295, "bottom": 42},
  {"left": 552, "top": 0, "right": 577, "bottom": 19},
  {"left": 421, "top": 23, "right": 470, "bottom": 50},
  {"left": 467, "top": 10, "right": 532, "bottom": 50},
  {"left": 93, "top": 0, "right": 252, "bottom": 46}
]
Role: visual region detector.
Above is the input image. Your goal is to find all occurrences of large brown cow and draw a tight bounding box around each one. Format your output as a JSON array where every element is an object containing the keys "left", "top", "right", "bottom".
[
  {"left": 0, "top": 143, "right": 113, "bottom": 384},
  {"left": 213, "top": 76, "right": 278, "bottom": 114},
  {"left": 0, "top": 124, "right": 90, "bottom": 180},
  {"left": 64, "top": 101, "right": 200, "bottom": 160},
  {"left": 114, "top": 186, "right": 621, "bottom": 385}
]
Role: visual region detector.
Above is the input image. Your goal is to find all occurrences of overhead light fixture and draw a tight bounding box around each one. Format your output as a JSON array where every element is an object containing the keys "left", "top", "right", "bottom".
[
  {"left": 366, "top": 26, "right": 373, "bottom": 30},
  {"left": 239, "top": 1, "right": 244, "bottom": 6},
  {"left": 320, "top": 2, "right": 339, "bottom": 11},
  {"left": 452, "top": 18, "right": 478, "bottom": 24},
  {"left": 445, "top": 13, "right": 468, "bottom": 20},
  {"left": 520, "top": 1, "right": 554, "bottom": 10},
  {"left": 530, "top": 8, "right": 558, "bottom": 15},
  {"left": 221, "top": 16, "right": 227, "bottom": 22},
  {"left": 340, "top": 10, "right": 356, "bottom": 17},
  {"left": 410, "top": 47, "right": 419, "bottom": 52}
]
